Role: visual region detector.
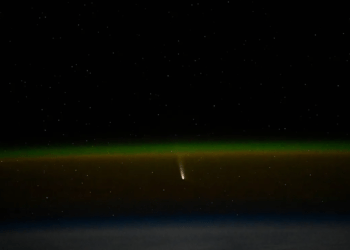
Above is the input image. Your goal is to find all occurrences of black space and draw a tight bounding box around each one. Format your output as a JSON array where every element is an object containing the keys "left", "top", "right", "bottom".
[{"left": 2, "top": 2, "right": 350, "bottom": 146}]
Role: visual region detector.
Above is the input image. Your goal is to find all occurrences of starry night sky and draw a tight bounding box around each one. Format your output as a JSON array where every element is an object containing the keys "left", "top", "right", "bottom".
[{"left": 2, "top": 2, "right": 350, "bottom": 147}]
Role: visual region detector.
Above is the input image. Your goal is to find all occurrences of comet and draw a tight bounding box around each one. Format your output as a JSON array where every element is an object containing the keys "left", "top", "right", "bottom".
[{"left": 177, "top": 155, "right": 185, "bottom": 180}]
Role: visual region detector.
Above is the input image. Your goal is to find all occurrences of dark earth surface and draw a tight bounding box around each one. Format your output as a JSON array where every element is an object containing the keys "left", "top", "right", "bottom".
[{"left": 1, "top": 151, "right": 350, "bottom": 249}]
